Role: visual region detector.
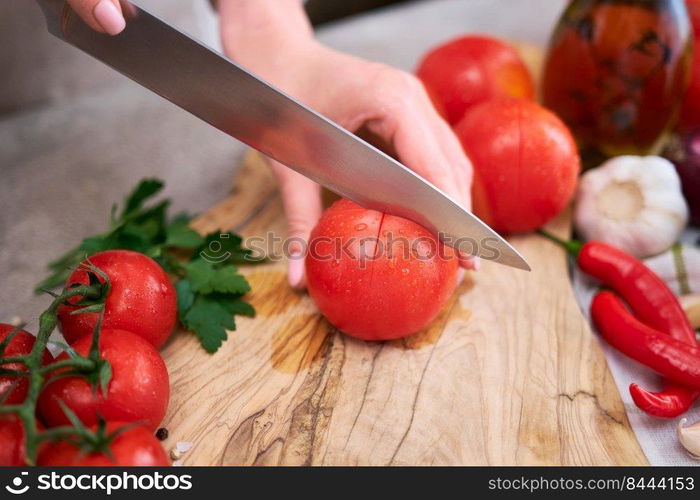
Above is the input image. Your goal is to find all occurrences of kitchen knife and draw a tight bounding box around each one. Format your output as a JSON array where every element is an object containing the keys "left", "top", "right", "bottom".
[{"left": 36, "top": 0, "right": 530, "bottom": 271}]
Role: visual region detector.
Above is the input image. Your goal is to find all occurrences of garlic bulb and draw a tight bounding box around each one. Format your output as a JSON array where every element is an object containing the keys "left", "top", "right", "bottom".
[
  {"left": 644, "top": 244, "right": 700, "bottom": 296},
  {"left": 678, "top": 418, "right": 700, "bottom": 459},
  {"left": 574, "top": 156, "right": 689, "bottom": 258}
]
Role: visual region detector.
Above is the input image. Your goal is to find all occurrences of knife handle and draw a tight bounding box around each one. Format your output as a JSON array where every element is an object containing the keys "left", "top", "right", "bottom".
[{"left": 35, "top": 0, "right": 67, "bottom": 36}]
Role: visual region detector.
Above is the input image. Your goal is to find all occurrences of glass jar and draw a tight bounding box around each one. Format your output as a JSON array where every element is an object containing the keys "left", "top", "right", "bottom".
[{"left": 543, "top": 0, "right": 692, "bottom": 157}]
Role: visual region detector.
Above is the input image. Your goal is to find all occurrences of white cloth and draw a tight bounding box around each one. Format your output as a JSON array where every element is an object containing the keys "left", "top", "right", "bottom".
[{"left": 573, "top": 229, "right": 700, "bottom": 466}]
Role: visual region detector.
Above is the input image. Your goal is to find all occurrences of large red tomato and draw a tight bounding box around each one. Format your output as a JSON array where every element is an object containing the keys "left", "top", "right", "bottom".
[
  {"left": 305, "top": 199, "right": 459, "bottom": 341},
  {"left": 416, "top": 35, "right": 535, "bottom": 125},
  {"left": 38, "top": 329, "right": 169, "bottom": 431},
  {"left": 454, "top": 98, "right": 580, "bottom": 234},
  {"left": 38, "top": 422, "right": 170, "bottom": 466},
  {"left": 0, "top": 324, "right": 52, "bottom": 405},
  {"left": 0, "top": 415, "right": 28, "bottom": 466},
  {"left": 58, "top": 250, "right": 176, "bottom": 348}
]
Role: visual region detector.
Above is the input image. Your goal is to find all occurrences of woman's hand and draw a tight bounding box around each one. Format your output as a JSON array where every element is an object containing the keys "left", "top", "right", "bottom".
[
  {"left": 219, "top": 0, "right": 475, "bottom": 289},
  {"left": 60, "top": 0, "right": 473, "bottom": 288},
  {"left": 66, "top": 0, "right": 126, "bottom": 35}
]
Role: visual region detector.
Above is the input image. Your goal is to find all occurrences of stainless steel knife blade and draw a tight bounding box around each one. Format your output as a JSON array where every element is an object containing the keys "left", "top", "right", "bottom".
[{"left": 35, "top": 0, "right": 530, "bottom": 271}]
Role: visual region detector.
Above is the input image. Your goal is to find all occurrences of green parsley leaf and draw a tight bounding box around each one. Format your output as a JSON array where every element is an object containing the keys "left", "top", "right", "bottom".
[
  {"left": 221, "top": 298, "right": 255, "bottom": 318},
  {"left": 183, "top": 259, "right": 251, "bottom": 295},
  {"left": 37, "top": 178, "right": 256, "bottom": 353},
  {"left": 165, "top": 214, "right": 205, "bottom": 249},
  {"left": 182, "top": 295, "right": 236, "bottom": 353},
  {"left": 196, "top": 232, "right": 261, "bottom": 265},
  {"left": 175, "top": 279, "right": 195, "bottom": 324},
  {"left": 121, "top": 178, "right": 164, "bottom": 218}
]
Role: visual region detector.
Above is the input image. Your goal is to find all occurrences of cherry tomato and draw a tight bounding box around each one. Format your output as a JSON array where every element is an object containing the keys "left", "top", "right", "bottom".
[
  {"left": 58, "top": 250, "right": 177, "bottom": 348},
  {"left": 454, "top": 98, "right": 580, "bottom": 234},
  {"left": 305, "top": 199, "right": 459, "bottom": 341},
  {"left": 38, "top": 422, "right": 170, "bottom": 466},
  {"left": 38, "top": 329, "right": 169, "bottom": 431},
  {"left": 0, "top": 415, "right": 29, "bottom": 466},
  {"left": 416, "top": 35, "right": 535, "bottom": 125},
  {"left": 0, "top": 324, "right": 52, "bottom": 405}
]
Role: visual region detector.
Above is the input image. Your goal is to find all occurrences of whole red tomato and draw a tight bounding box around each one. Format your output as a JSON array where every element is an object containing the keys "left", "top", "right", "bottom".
[
  {"left": 58, "top": 250, "right": 176, "bottom": 348},
  {"left": 0, "top": 415, "right": 29, "bottom": 466},
  {"left": 38, "top": 329, "right": 169, "bottom": 431},
  {"left": 416, "top": 35, "right": 535, "bottom": 125},
  {"left": 0, "top": 324, "right": 52, "bottom": 405},
  {"left": 305, "top": 199, "right": 459, "bottom": 341},
  {"left": 38, "top": 422, "right": 170, "bottom": 466},
  {"left": 454, "top": 98, "right": 580, "bottom": 234}
]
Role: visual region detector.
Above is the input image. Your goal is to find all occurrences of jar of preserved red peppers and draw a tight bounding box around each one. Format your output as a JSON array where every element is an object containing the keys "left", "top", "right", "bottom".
[{"left": 543, "top": 0, "right": 692, "bottom": 157}]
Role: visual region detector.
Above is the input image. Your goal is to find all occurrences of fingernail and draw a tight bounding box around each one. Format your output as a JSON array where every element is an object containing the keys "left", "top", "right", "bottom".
[
  {"left": 288, "top": 254, "right": 305, "bottom": 289},
  {"left": 457, "top": 251, "right": 480, "bottom": 271},
  {"left": 472, "top": 257, "right": 481, "bottom": 271},
  {"left": 94, "top": 0, "right": 126, "bottom": 35}
]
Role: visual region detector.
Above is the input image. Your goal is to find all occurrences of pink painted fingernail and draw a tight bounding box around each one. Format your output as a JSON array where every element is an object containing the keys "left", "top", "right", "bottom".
[
  {"left": 288, "top": 255, "right": 305, "bottom": 289},
  {"left": 94, "top": 0, "right": 126, "bottom": 35}
]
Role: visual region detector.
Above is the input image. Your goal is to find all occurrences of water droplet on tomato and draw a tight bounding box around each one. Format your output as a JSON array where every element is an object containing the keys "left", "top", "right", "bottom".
[
  {"left": 401, "top": 268, "right": 409, "bottom": 275},
  {"left": 355, "top": 223, "right": 367, "bottom": 231}
]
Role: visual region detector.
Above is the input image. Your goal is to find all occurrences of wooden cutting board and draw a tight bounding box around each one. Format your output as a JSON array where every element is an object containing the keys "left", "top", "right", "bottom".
[{"left": 157, "top": 44, "right": 648, "bottom": 466}]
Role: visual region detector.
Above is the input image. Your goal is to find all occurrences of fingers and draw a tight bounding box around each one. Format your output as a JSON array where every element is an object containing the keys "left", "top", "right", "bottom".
[
  {"left": 424, "top": 108, "right": 474, "bottom": 211},
  {"left": 372, "top": 104, "right": 463, "bottom": 201},
  {"left": 67, "top": 0, "right": 125, "bottom": 35},
  {"left": 369, "top": 78, "right": 478, "bottom": 270},
  {"left": 434, "top": 128, "right": 479, "bottom": 270},
  {"left": 420, "top": 108, "right": 480, "bottom": 271},
  {"left": 410, "top": 82, "right": 474, "bottom": 210},
  {"left": 365, "top": 77, "right": 479, "bottom": 270},
  {"left": 369, "top": 79, "right": 468, "bottom": 207},
  {"left": 269, "top": 159, "right": 323, "bottom": 290}
]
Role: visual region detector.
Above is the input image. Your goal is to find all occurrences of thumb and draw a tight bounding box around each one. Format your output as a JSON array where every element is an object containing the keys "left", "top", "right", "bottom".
[
  {"left": 269, "top": 160, "right": 323, "bottom": 290},
  {"left": 67, "top": 0, "right": 125, "bottom": 35}
]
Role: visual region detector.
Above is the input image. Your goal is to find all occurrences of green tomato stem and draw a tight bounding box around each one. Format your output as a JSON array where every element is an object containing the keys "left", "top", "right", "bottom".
[
  {"left": 536, "top": 229, "right": 583, "bottom": 258},
  {"left": 2, "top": 280, "right": 108, "bottom": 464}
]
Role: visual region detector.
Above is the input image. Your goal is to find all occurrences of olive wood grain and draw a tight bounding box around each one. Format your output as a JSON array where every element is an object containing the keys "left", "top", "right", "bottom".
[{"left": 157, "top": 43, "right": 647, "bottom": 465}]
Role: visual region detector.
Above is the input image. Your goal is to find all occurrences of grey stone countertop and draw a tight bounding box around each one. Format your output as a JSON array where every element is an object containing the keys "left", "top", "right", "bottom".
[{"left": 0, "top": 0, "right": 563, "bottom": 329}]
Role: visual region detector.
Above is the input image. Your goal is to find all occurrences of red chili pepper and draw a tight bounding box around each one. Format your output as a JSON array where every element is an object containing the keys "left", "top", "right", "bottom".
[
  {"left": 629, "top": 383, "right": 696, "bottom": 418},
  {"left": 540, "top": 231, "right": 699, "bottom": 416},
  {"left": 577, "top": 241, "right": 700, "bottom": 417},
  {"left": 592, "top": 291, "right": 700, "bottom": 389},
  {"left": 577, "top": 242, "right": 696, "bottom": 344}
]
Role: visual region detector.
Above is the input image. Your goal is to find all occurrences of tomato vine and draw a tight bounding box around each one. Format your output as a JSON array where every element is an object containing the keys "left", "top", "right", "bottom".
[{"left": 0, "top": 265, "right": 113, "bottom": 464}]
